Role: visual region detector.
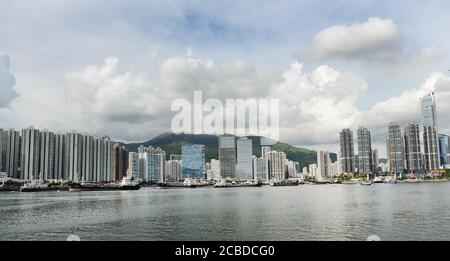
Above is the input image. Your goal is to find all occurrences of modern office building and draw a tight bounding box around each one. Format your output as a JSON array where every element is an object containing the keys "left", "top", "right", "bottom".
[
  {"left": 252, "top": 156, "right": 269, "bottom": 180},
  {"left": 21, "top": 127, "right": 41, "bottom": 180},
  {"left": 438, "top": 134, "right": 449, "bottom": 166},
  {"left": 267, "top": 151, "right": 286, "bottom": 180},
  {"left": 423, "top": 124, "right": 439, "bottom": 170},
  {"left": 387, "top": 122, "right": 405, "bottom": 173},
  {"left": 39, "top": 130, "right": 55, "bottom": 180},
  {"left": 357, "top": 127, "right": 372, "bottom": 174},
  {"left": 420, "top": 93, "right": 437, "bottom": 127},
  {"left": 421, "top": 92, "right": 441, "bottom": 169},
  {"left": 317, "top": 151, "right": 331, "bottom": 180},
  {"left": 236, "top": 137, "right": 253, "bottom": 180},
  {"left": 181, "top": 144, "right": 205, "bottom": 179},
  {"left": 219, "top": 135, "right": 236, "bottom": 178},
  {"left": 5, "top": 129, "right": 21, "bottom": 178},
  {"left": 403, "top": 123, "right": 422, "bottom": 171},
  {"left": 340, "top": 129, "right": 354, "bottom": 173}
]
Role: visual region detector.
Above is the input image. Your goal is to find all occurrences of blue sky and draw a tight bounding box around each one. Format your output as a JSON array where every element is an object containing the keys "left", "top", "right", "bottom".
[{"left": 1, "top": 0, "right": 450, "bottom": 155}]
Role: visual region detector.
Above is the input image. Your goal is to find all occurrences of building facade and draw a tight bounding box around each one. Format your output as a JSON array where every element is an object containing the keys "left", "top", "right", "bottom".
[
  {"left": 21, "top": 127, "right": 41, "bottom": 180},
  {"left": 267, "top": 151, "right": 286, "bottom": 180},
  {"left": 236, "top": 137, "right": 253, "bottom": 180},
  {"left": 252, "top": 156, "right": 269, "bottom": 180},
  {"left": 181, "top": 144, "right": 205, "bottom": 179},
  {"left": 438, "top": 134, "right": 449, "bottom": 167},
  {"left": 357, "top": 127, "right": 372, "bottom": 174},
  {"left": 387, "top": 122, "right": 405, "bottom": 173},
  {"left": 5, "top": 129, "right": 21, "bottom": 178},
  {"left": 339, "top": 129, "right": 354, "bottom": 173},
  {"left": 403, "top": 123, "right": 422, "bottom": 171},
  {"left": 423, "top": 124, "right": 439, "bottom": 170},
  {"left": 219, "top": 135, "right": 236, "bottom": 178}
]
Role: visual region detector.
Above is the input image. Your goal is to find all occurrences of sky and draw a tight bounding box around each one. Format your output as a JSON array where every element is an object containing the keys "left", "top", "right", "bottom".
[{"left": 1, "top": 0, "right": 450, "bottom": 156}]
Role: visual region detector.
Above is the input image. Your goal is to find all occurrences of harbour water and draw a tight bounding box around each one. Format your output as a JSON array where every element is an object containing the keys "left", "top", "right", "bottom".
[{"left": 1, "top": 183, "right": 450, "bottom": 241}]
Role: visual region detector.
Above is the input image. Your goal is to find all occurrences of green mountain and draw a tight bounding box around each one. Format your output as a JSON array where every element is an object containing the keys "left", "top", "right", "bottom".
[{"left": 122, "top": 133, "right": 336, "bottom": 169}]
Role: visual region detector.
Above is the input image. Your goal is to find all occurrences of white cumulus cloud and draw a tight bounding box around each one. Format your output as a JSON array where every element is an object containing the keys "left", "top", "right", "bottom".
[{"left": 308, "top": 17, "right": 402, "bottom": 62}]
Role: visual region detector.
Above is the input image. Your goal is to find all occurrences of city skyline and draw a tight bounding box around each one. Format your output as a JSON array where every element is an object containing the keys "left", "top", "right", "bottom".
[{"left": 1, "top": 1, "right": 450, "bottom": 153}]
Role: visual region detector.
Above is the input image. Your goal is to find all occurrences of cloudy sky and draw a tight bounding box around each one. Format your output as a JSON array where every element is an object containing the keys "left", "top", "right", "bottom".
[{"left": 1, "top": 0, "right": 450, "bottom": 156}]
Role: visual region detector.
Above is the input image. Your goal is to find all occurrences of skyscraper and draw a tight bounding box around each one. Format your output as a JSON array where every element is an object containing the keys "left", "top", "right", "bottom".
[
  {"left": 181, "top": 144, "right": 205, "bottom": 179},
  {"left": 39, "top": 130, "right": 55, "bottom": 180},
  {"left": 438, "top": 134, "right": 449, "bottom": 166},
  {"left": 339, "top": 129, "right": 354, "bottom": 173},
  {"left": 92, "top": 136, "right": 112, "bottom": 182},
  {"left": 142, "top": 146, "right": 165, "bottom": 182},
  {"left": 387, "top": 122, "right": 405, "bottom": 173},
  {"left": 65, "top": 132, "right": 83, "bottom": 182},
  {"left": 317, "top": 151, "right": 331, "bottom": 180},
  {"left": 81, "top": 135, "right": 95, "bottom": 182},
  {"left": 421, "top": 93, "right": 437, "bottom": 127},
  {"left": 403, "top": 123, "right": 422, "bottom": 171},
  {"left": 267, "top": 151, "right": 286, "bottom": 180},
  {"left": 357, "top": 127, "right": 372, "bottom": 174},
  {"left": 236, "top": 137, "right": 253, "bottom": 180},
  {"left": 423, "top": 124, "right": 439, "bottom": 170},
  {"left": 54, "top": 133, "right": 65, "bottom": 180},
  {"left": 21, "top": 127, "right": 40, "bottom": 180},
  {"left": 112, "top": 143, "right": 129, "bottom": 181},
  {"left": 128, "top": 152, "right": 141, "bottom": 180},
  {"left": 421, "top": 92, "right": 440, "bottom": 168},
  {"left": 5, "top": 129, "right": 21, "bottom": 178},
  {"left": 371, "top": 149, "right": 379, "bottom": 174},
  {"left": 219, "top": 135, "right": 236, "bottom": 178}
]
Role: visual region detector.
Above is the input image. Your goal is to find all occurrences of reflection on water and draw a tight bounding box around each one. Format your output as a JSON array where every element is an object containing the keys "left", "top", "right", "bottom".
[{"left": 1, "top": 183, "right": 450, "bottom": 241}]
